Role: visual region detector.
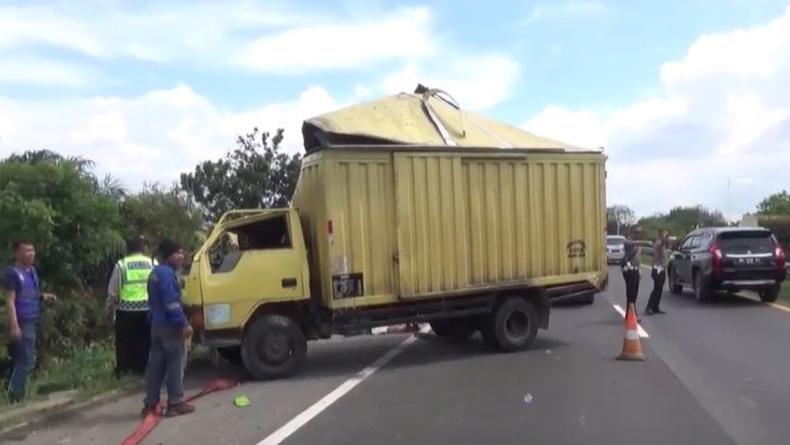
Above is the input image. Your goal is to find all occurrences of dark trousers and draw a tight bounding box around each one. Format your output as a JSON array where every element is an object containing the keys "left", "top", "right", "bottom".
[
  {"left": 623, "top": 269, "right": 641, "bottom": 306},
  {"left": 647, "top": 268, "right": 666, "bottom": 311},
  {"left": 115, "top": 310, "right": 150, "bottom": 376},
  {"left": 145, "top": 327, "right": 186, "bottom": 407},
  {"left": 8, "top": 320, "right": 37, "bottom": 399}
]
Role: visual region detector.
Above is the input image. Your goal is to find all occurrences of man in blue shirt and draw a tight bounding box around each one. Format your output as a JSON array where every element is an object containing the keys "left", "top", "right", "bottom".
[
  {"left": 4, "top": 240, "right": 56, "bottom": 403},
  {"left": 142, "top": 238, "right": 195, "bottom": 417}
]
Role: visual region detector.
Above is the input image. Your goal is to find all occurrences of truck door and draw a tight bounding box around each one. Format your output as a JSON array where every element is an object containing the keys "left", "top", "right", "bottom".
[{"left": 199, "top": 211, "right": 306, "bottom": 329}]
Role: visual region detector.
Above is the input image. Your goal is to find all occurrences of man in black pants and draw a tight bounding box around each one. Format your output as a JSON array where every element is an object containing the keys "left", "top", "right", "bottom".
[
  {"left": 646, "top": 229, "right": 669, "bottom": 315},
  {"left": 621, "top": 227, "right": 643, "bottom": 321}
]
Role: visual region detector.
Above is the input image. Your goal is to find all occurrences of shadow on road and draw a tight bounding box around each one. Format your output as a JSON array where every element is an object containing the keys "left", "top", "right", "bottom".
[{"left": 668, "top": 290, "right": 763, "bottom": 308}]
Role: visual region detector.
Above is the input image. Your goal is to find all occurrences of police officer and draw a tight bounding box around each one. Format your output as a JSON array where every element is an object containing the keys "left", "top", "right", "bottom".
[
  {"left": 107, "top": 236, "right": 155, "bottom": 376},
  {"left": 621, "top": 227, "right": 644, "bottom": 320}
]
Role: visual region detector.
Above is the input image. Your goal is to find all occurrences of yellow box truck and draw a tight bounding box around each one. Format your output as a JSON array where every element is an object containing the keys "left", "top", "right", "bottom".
[{"left": 183, "top": 88, "right": 608, "bottom": 379}]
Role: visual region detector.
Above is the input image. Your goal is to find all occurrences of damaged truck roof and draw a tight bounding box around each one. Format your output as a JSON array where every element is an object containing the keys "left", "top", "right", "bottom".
[{"left": 302, "top": 86, "right": 601, "bottom": 153}]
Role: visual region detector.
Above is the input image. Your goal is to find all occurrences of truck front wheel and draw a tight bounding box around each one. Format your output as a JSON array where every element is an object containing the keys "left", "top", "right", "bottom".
[
  {"left": 242, "top": 314, "right": 306, "bottom": 379},
  {"left": 480, "top": 297, "right": 539, "bottom": 352}
]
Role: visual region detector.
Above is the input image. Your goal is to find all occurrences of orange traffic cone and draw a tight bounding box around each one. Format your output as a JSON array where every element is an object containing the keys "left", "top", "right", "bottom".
[{"left": 617, "top": 303, "right": 645, "bottom": 361}]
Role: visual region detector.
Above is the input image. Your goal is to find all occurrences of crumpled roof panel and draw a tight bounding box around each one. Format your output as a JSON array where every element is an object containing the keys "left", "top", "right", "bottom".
[{"left": 302, "top": 90, "right": 598, "bottom": 152}]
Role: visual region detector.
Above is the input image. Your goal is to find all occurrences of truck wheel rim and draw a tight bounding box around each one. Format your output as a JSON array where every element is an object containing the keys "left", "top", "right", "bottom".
[
  {"left": 262, "top": 332, "right": 291, "bottom": 363},
  {"left": 505, "top": 310, "right": 529, "bottom": 339}
]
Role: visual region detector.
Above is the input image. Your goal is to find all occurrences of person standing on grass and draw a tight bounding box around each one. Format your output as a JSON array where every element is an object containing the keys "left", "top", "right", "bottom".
[
  {"left": 142, "top": 239, "right": 194, "bottom": 418},
  {"left": 646, "top": 229, "right": 669, "bottom": 315},
  {"left": 621, "top": 227, "right": 644, "bottom": 321},
  {"left": 106, "top": 236, "right": 155, "bottom": 376},
  {"left": 4, "top": 240, "right": 57, "bottom": 403}
]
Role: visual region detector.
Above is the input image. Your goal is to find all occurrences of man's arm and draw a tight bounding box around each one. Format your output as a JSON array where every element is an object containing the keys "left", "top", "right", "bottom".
[
  {"left": 4, "top": 271, "right": 21, "bottom": 340},
  {"left": 157, "top": 270, "right": 188, "bottom": 329},
  {"left": 106, "top": 263, "right": 121, "bottom": 313}
]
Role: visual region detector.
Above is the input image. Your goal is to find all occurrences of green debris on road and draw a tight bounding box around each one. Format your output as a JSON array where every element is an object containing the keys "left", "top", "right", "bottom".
[{"left": 233, "top": 394, "right": 251, "bottom": 408}]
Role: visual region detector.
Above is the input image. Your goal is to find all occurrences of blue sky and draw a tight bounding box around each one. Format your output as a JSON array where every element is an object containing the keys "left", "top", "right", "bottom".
[{"left": 1, "top": 0, "right": 790, "bottom": 219}]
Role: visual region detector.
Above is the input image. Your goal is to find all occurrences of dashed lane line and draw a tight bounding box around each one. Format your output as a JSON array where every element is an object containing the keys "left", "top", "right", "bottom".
[
  {"left": 256, "top": 325, "right": 430, "bottom": 445},
  {"left": 612, "top": 303, "right": 650, "bottom": 338}
]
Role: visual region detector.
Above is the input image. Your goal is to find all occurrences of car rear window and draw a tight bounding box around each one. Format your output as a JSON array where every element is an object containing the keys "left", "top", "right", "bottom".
[
  {"left": 717, "top": 231, "right": 774, "bottom": 254},
  {"left": 607, "top": 237, "right": 625, "bottom": 246}
]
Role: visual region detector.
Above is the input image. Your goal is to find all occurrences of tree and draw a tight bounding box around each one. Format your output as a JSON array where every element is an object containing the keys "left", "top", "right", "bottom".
[
  {"left": 0, "top": 150, "right": 124, "bottom": 291},
  {"left": 637, "top": 205, "right": 727, "bottom": 240},
  {"left": 180, "top": 128, "right": 302, "bottom": 222},
  {"left": 120, "top": 184, "right": 204, "bottom": 251},
  {"left": 756, "top": 190, "right": 790, "bottom": 215},
  {"left": 607, "top": 205, "right": 636, "bottom": 235}
]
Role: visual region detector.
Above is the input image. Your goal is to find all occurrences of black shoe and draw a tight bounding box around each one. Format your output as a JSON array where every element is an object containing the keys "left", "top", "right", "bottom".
[
  {"left": 654, "top": 308, "right": 667, "bottom": 314},
  {"left": 645, "top": 307, "right": 655, "bottom": 316}
]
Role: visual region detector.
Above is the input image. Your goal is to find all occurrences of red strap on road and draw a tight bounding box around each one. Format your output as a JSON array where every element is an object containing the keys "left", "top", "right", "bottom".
[{"left": 120, "top": 378, "right": 239, "bottom": 445}]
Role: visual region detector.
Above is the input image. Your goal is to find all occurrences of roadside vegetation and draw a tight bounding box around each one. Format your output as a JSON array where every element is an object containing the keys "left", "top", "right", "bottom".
[{"left": 0, "top": 128, "right": 299, "bottom": 406}]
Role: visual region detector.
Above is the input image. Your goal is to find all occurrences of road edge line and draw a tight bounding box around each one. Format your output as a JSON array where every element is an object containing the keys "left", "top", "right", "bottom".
[
  {"left": 612, "top": 304, "right": 650, "bottom": 338},
  {"left": 256, "top": 328, "right": 427, "bottom": 445}
]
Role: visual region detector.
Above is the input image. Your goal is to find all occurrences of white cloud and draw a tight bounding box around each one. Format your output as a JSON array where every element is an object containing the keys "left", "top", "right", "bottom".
[
  {"left": 0, "top": 3, "right": 309, "bottom": 62},
  {"left": 382, "top": 55, "right": 521, "bottom": 110},
  {"left": 237, "top": 7, "right": 434, "bottom": 73},
  {"left": 0, "top": 3, "right": 435, "bottom": 76},
  {"left": 523, "top": 5, "right": 790, "bottom": 219},
  {"left": 526, "top": 1, "right": 606, "bottom": 23},
  {"left": 0, "top": 85, "right": 338, "bottom": 190},
  {"left": 0, "top": 57, "right": 97, "bottom": 86}
]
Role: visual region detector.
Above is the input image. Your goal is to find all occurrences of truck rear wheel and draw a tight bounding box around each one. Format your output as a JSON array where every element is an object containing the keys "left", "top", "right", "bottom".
[
  {"left": 480, "top": 297, "right": 539, "bottom": 352},
  {"left": 430, "top": 317, "right": 478, "bottom": 342},
  {"left": 242, "top": 314, "right": 306, "bottom": 380}
]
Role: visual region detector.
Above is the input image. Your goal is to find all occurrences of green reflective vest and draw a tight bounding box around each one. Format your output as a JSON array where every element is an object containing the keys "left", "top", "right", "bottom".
[{"left": 119, "top": 254, "right": 154, "bottom": 305}]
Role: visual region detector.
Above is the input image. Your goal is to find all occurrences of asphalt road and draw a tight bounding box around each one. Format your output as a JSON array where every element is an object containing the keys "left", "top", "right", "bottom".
[{"left": 4, "top": 266, "right": 790, "bottom": 445}]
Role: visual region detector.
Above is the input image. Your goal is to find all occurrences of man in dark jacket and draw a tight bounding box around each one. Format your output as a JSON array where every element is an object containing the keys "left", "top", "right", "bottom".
[{"left": 142, "top": 239, "right": 194, "bottom": 417}]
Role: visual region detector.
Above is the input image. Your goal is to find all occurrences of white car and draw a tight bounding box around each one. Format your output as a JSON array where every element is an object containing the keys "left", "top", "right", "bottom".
[{"left": 607, "top": 235, "right": 626, "bottom": 264}]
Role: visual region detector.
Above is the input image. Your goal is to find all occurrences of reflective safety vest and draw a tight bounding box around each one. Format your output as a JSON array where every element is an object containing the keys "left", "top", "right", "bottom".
[{"left": 118, "top": 254, "right": 155, "bottom": 311}]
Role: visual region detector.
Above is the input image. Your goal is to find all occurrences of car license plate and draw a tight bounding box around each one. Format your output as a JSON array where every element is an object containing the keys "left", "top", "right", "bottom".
[{"left": 739, "top": 258, "right": 757, "bottom": 265}]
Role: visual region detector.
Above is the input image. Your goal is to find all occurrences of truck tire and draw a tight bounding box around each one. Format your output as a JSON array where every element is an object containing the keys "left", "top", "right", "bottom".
[
  {"left": 669, "top": 267, "right": 683, "bottom": 295},
  {"left": 242, "top": 314, "right": 306, "bottom": 380},
  {"left": 430, "top": 318, "right": 478, "bottom": 342},
  {"left": 759, "top": 286, "right": 780, "bottom": 303},
  {"left": 480, "top": 297, "right": 539, "bottom": 352},
  {"left": 217, "top": 346, "right": 242, "bottom": 366},
  {"left": 693, "top": 272, "right": 713, "bottom": 303}
]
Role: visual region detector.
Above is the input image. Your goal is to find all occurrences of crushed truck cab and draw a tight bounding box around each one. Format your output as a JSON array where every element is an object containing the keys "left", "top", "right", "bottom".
[{"left": 183, "top": 88, "right": 608, "bottom": 379}]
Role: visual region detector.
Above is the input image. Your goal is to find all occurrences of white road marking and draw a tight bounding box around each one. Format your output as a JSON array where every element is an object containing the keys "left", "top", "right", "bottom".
[
  {"left": 256, "top": 326, "right": 429, "bottom": 445},
  {"left": 612, "top": 304, "right": 650, "bottom": 338}
]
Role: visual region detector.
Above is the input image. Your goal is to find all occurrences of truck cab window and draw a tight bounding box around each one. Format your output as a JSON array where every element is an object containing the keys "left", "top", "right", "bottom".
[{"left": 209, "top": 215, "right": 292, "bottom": 273}]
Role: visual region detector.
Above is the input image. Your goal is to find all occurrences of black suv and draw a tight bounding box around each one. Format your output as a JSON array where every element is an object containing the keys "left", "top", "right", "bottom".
[{"left": 668, "top": 227, "right": 786, "bottom": 302}]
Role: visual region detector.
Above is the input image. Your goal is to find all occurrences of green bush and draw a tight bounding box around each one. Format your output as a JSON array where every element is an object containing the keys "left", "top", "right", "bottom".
[{"left": 1, "top": 291, "right": 111, "bottom": 389}]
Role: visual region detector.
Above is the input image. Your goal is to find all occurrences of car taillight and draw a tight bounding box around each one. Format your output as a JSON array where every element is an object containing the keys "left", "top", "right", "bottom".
[
  {"left": 775, "top": 242, "right": 786, "bottom": 272},
  {"left": 710, "top": 241, "right": 723, "bottom": 278}
]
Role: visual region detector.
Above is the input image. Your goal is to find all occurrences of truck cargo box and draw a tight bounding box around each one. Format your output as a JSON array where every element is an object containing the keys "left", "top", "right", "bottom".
[{"left": 293, "top": 88, "right": 607, "bottom": 311}]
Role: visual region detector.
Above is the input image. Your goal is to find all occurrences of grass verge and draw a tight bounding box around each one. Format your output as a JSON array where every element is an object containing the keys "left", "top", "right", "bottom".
[{"left": 0, "top": 341, "right": 129, "bottom": 410}]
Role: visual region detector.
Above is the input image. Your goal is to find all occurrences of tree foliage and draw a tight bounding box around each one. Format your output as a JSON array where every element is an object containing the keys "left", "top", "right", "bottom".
[
  {"left": 0, "top": 150, "right": 124, "bottom": 290},
  {"left": 637, "top": 205, "right": 727, "bottom": 240},
  {"left": 119, "top": 184, "right": 203, "bottom": 251},
  {"left": 179, "top": 128, "right": 302, "bottom": 222},
  {"left": 607, "top": 205, "right": 636, "bottom": 235},
  {"left": 756, "top": 190, "right": 790, "bottom": 216}
]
